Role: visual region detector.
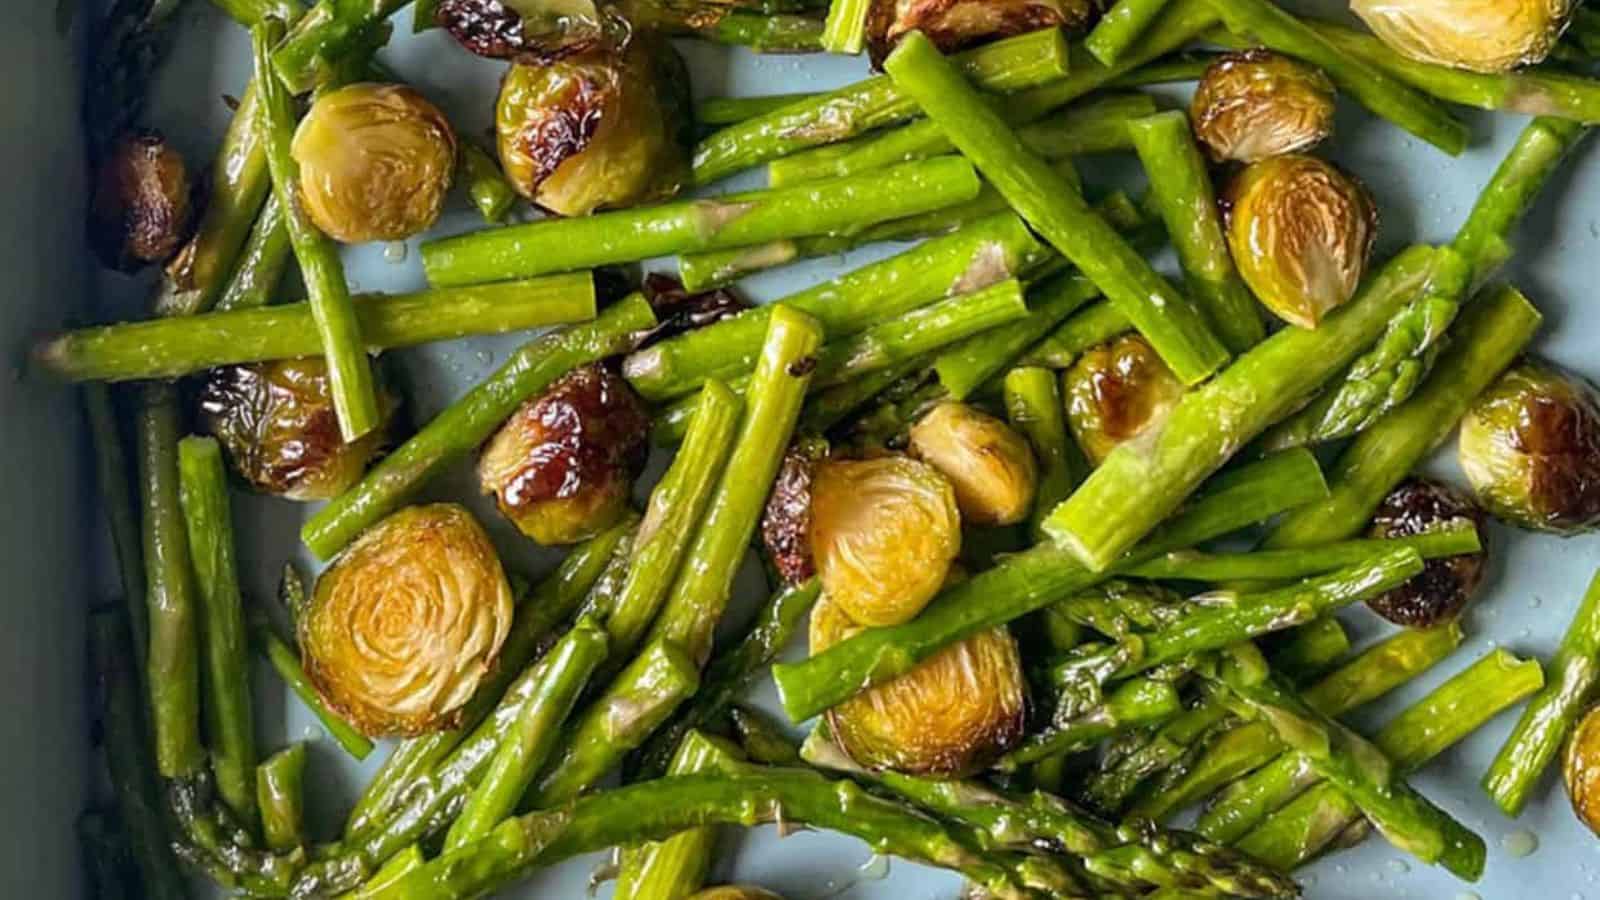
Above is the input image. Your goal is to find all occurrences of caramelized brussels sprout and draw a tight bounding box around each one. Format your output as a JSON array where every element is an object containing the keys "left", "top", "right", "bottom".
[
  {"left": 1459, "top": 360, "right": 1600, "bottom": 533},
  {"left": 760, "top": 438, "right": 830, "bottom": 586},
  {"left": 291, "top": 83, "right": 457, "bottom": 244},
  {"left": 302, "top": 504, "right": 514, "bottom": 737},
  {"left": 812, "top": 597, "right": 1025, "bottom": 775},
  {"left": 686, "top": 888, "right": 785, "bottom": 900},
  {"left": 1365, "top": 478, "right": 1488, "bottom": 627},
  {"left": 436, "top": 0, "right": 628, "bottom": 63},
  {"left": 1062, "top": 334, "right": 1185, "bottom": 466},
  {"left": 495, "top": 36, "right": 692, "bottom": 217},
  {"left": 865, "top": 0, "right": 1085, "bottom": 66},
  {"left": 809, "top": 456, "right": 961, "bottom": 627},
  {"left": 479, "top": 364, "right": 650, "bottom": 546},
  {"left": 639, "top": 273, "right": 753, "bottom": 348},
  {"left": 1190, "top": 50, "right": 1337, "bottom": 164},
  {"left": 1224, "top": 154, "right": 1378, "bottom": 329},
  {"left": 1568, "top": 703, "right": 1600, "bottom": 835},
  {"left": 1352, "top": 0, "right": 1575, "bottom": 73},
  {"left": 198, "top": 358, "right": 397, "bottom": 501},
  {"left": 89, "top": 129, "right": 193, "bottom": 271},
  {"left": 908, "top": 401, "right": 1038, "bottom": 526}
]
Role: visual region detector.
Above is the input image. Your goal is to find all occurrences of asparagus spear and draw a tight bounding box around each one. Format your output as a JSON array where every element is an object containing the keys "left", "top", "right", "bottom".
[
  {"left": 728, "top": 705, "right": 805, "bottom": 766},
  {"left": 1015, "top": 302, "right": 1131, "bottom": 368},
  {"left": 1107, "top": 50, "right": 1220, "bottom": 87},
  {"left": 1484, "top": 568, "right": 1600, "bottom": 816},
  {"left": 84, "top": 385, "right": 148, "bottom": 675},
  {"left": 819, "top": 0, "right": 869, "bottom": 53},
  {"left": 696, "top": 92, "right": 817, "bottom": 126},
  {"left": 257, "top": 743, "right": 308, "bottom": 853},
  {"left": 885, "top": 32, "right": 1230, "bottom": 386},
  {"left": 256, "top": 625, "right": 373, "bottom": 759},
  {"left": 999, "top": 678, "right": 1184, "bottom": 769},
  {"left": 273, "top": 0, "right": 408, "bottom": 93},
  {"left": 613, "top": 732, "right": 745, "bottom": 900},
  {"left": 458, "top": 143, "right": 517, "bottom": 225},
  {"left": 301, "top": 293, "right": 656, "bottom": 559},
  {"left": 1005, "top": 367, "right": 1087, "bottom": 538},
  {"left": 1453, "top": 116, "right": 1591, "bottom": 286},
  {"left": 1123, "top": 523, "right": 1479, "bottom": 582},
  {"left": 799, "top": 358, "right": 930, "bottom": 435},
  {"left": 215, "top": 193, "right": 293, "bottom": 312},
  {"left": 1086, "top": 0, "right": 1173, "bottom": 65},
  {"left": 643, "top": 6, "right": 823, "bottom": 52},
  {"left": 935, "top": 275, "right": 1102, "bottom": 399}
]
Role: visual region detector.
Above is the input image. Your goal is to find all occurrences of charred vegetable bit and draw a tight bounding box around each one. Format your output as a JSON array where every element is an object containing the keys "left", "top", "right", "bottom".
[
  {"left": 1364, "top": 478, "right": 1488, "bottom": 628},
  {"left": 760, "top": 438, "right": 828, "bottom": 586},
  {"left": 90, "top": 129, "right": 194, "bottom": 271},
  {"left": 1190, "top": 49, "right": 1335, "bottom": 164},
  {"left": 437, "top": 0, "right": 628, "bottom": 63}
]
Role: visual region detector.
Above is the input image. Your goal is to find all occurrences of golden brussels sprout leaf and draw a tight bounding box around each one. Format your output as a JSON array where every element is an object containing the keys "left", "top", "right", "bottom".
[
  {"left": 1460, "top": 360, "right": 1600, "bottom": 534},
  {"left": 292, "top": 83, "right": 457, "bottom": 244},
  {"left": 1365, "top": 478, "right": 1488, "bottom": 627},
  {"left": 809, "top": 456, "right": 961, "bottom": 627},
  {"left": 686, "top": 888, "right": 786, "bottom": 900},
  {"left": 496, "top": 36, "right": 692, "bottom": 217},
  {"left": 199, "top": 358, "right": 397, "bottom": 501},
  {"left": 1568, "top": 704, "right": 1600, "bottom": 835},
  {"left": 1191, "top": 50, "right": 1336, "bottom": 164},
  {"left": 436, "top": 0, "right": 628, "bottom": 64},
  {"left": 303, "top": 504, "right": 514, "bottom": 737},
  {"left": 479, "top": 364, "right": 650, "bottom": 546},
  {"left": 1062, "top": 334, "right": 1185, "bottom": 466},
  {"left": 865, "top": 0, "right": 1083, "bottom": 67},
  {"left": 1224, "top": 154, "right": 1378, "bottom": 329},
  {"left": 908, "top": 401, "right": 1038, "bottom": 526},
  {"left": 812, "top": 598, "right": 1026, "bottom": 776},
  {"left": 90, "top": 129, "right": 193, "bottom": 271},
  {"left": 1352, "top": 0, "right": 1575, "bottom": 73}
]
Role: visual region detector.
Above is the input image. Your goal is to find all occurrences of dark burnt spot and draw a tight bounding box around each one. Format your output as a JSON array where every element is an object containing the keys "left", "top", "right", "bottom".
[
  {"left": 761, "top": 438, "right": 829, "bottom": 585},
  {"left": 1366, "top": 477, "right": 1488, "bottom": 628},
  {"left": 437, "top": 0, "right": 612, "bottom": 63},
  {"left": 788, "top": 356, "right": 819, "bottom": 378},
  {"left": 637, "top": 273, "right": 752, "bottom": 348},
  {"left": 866, "top": 0, "right": 1073, "bottom": 67}
]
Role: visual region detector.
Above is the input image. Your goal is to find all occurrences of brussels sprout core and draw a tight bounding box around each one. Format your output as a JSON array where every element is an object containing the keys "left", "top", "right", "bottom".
[
  {"left": 1365, "top": 478, "right": 1488, "bottom": 627},
  {"left": 1191, "top": 50, "right": 1337, "bottom": 164},
  {"left": 1062, "top": 334, "right": 1185, "bottom": 466},
  {"left": 1352, "top": 0, "right": 1575, "bottom": 74},
  {"left": 89, "top": 129, "right": 193, "bottom": 271},
  {"left": 303, "top": 504, "right": 514, "bottom": 737},
  {"left": 908, "top": 401, "right": 1038, "bottom": 526},
  {"left": 1568, "top": 704, "right": 1600, "bottom": 835},
  {"left": 865, "top": 0, "right": 1084, "bottom": 66}
]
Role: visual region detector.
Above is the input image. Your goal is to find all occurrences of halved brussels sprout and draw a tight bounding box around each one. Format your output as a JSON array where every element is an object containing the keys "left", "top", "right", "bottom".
[
  {"left": 760, "top": 438, "right": 830, "bottom": 586},
  {"left": 1365, "top": 478, "right": 1488, "bottom": 628},
  {"left": 809, "top": 456, "right": 961, "bottom": 627},
  {"left": 1459, "top": 360, "right": 1600, "bottom": 533},
  {"left": 436, "top": 0, "right": 628, "bottom": 64},
  {"left": 1062, "top": 334, "right": 1185, "bottom": 466},
  {"left": 302, "top": 504, "right": 514, "bottom": 737},
  {"left": 1224, "top": 154, "right": 1378, "bottom": 329},
  {"left": 687, "top": 888, "right": 785, "bottom": 900},
  {"left": 1190, "top": 50, "right": 1337, "bottom": 164},
  {"left": 291, "top": 83, "right": 457, "bottom": 244},
  {"left": 908, "top": 401, "right": 1038, "bottom": 526},
  {"left": 89, "top": 129, "right": 193, "bottom": 271},
  {"left": 479, "top": 364, "right": 650, "bottom": 546},
  {"left": 198, "top": 358, "right": 397, "bottom": 501},
  {"left": 1352, "top": 0, "right": 1575, "bottom": 73},
  {"left": 1568, "top": 704, "right": 1600, "bottom": 835},
  {"left": 812, "top": 597, "right": 1025, "bottom": 776},
  {"left": 495, "top": 35, "right": 692, "bottom": 217},
  {"left": 865, "top": 0, "right": 1085, "bottom": 66}
]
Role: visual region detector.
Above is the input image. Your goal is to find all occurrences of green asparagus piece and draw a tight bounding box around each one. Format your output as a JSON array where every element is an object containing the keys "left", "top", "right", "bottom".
[
  {"left": 614, "top": 732, "right": 745, "bottom": 900},
  {"left": 691, "top": 28, "right": 1071, "bottom": 184},
  {"left": 257, "top": 626, "right": 373, "bottom": 759},
  {"left": 643, "top": 6, "right": 823, "bottom": 52},
  {"left": 1005, "top": 367, "right": 1087, "bottom": 538},
  {"left": 1453, "top": 117, "right": 1591, "bottom": 286},
  {"left": 1123, "top": 522, "right": 1480, "bottom": 582},
  {"left": 215, "top": 193, "right": 292, "bottom": 312},
  {"left": 459, "top": 143, "right": 517, "bottom": 225},
  {"left": 1127, "top": 110, "right": 1263, "bottom": 353},
  {"left": 176, "top": 436, "right": 259, "bottom": 828},
  {"left": 1015, "top": 302, "right": 1131, "bottom": 368},
  {"left": 1000, "top": 678, "right": 1183, "bottom": 769},
  {"left": 1240, "top": 649, "right": 1544, "bottom": 869},
  {"left": 1484, "top": 568, "right": 1600, "bottom": 816},
  {"left": 272, "top": 0, "right": 409, "bottom": 93},
  {"left": 799, "top": 358, "right": 929, "bottom": 435},
  {"left": 729, "top": 705, "right": 804, "bottom": 766},
  {"left": 1572, "top": 6, "right": 1600, "bottom": 58},
  {"left": 1106, "top": 51, "right": 1220, "bottom": 87},
  {"left": 885, "top": 32, "right": 1229, "bottom": 386},
  {"left": 1086, "top": 0, "right": 1173, "bottom": 65},
  {"left": 696, "top": 92, "right": 817, "bottom": 126},
  {"left": 257, "top": 743, "right": 308, "bottom": 853},
  {"left": 84, "top": 385, "right": 148, "bottom": 675},
  {"left": 301, "top": 293, "right": 655, "bottom": 559},
  {"left": 348, "top": 846, "right": 426, "bottom": 899},
  {"left": 1266, "top": 617, "right": 1352, "bottom": 683},
  {"left": 935, "top": 274, "right": 1102, "bottom": 399},
  {"left": 820, "top": 0, "right": 869, "bottom": 53}
]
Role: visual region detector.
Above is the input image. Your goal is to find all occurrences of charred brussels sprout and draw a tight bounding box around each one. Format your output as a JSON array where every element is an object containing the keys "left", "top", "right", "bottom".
[
  {"left": 811, "top": 597, "right": 1026, "bottom": 776},
  {"left": 495, "top": 36, "right": 692, "bottom": 217},
  {"left": 1568, "top": 704, "right": 1600, "bottom": 835},
  {"left": 686, "top": 889, "right": 785, "bottom": 900},
  {"left": 198, "top": 358, "right": 397, "bottom": 501},
  {"left": 639, "top": 273, "right": 753, "bottom": 348},
  {"left": 1459, "top": 360, "right": 1600, "bottom": 533},
  {"left": 1190, "top": 50, "right": 1337, "bottom": 164},
  {"left": 89, "top": 129, "right": 193, "bottom": 271},
  {"left": 864, "top": 0, "right": 1084, "bottom": 67},
  {"left": 760, "top": 438, "right": 830, "bottom": 586},
  {"left": 1062, "top": 334, "right": 1185, "bottom": 466},
  {"left": 302, "top": 504, "right": 514, "bottom": 737},
  {"left": 436, "top": 0, "right": 629, "bottom": 64},
  {"left": 292, "top": 83, "right": 457, "bottom": 244},
  {"left": 1224, "top": 154, "right": 1378, "bottom": 329},
  {"left": 809, "top": 456, "right": 961, "bottom": 627},
  {"left": 1365, "top": 478, "right": 1488, "bottom": 627},
  {"left": 908, "top": 401, "right": 1037, "bottom": 527},
  {"left": 1352, "top": 0, "right": 1575, "bottom": 73},
  {"left": 479, "top": 364, "right": 650, "bottom": 546}
]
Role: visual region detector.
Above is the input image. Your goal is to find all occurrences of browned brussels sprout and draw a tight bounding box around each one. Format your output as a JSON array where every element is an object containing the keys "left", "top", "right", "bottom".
[
  {"left": 1190, "top": 49, "right": 1337, "bottom": 164},
  {"left": 1459, "top": 360, "right": 1600, "bottom": 533},
  {"left": 864, "top": 0, "right": 1085, "bottom": 66},
  {"left": 436, "top": 0, "right": 629, "bottom": 64},
  {"left": 639, "top": 273, "right": 753, "bottom": 348},
  {"left": 479, "top": 364, "right": 650, "bottom": 546},
  {"left": 302, "top": 504, "right": 514, "bottom": 737},
  {"left": 1352, "top": 0, "right": 1575, "bottom": 73},
  {"left": 760, "top": 438, "right": 830, "bottom": 586},
  {"left": 809, "top": 456, "right": 961, "bottom": 627},
  {"left": 89, "top": 129, "right": 194, "bottom": 271},
  {"left": 687, "top": 889, "right": 785, "bottom": 900},
  {"left": 812, "top": 597, "right": 1026, "bottom": 776},
  {"left": 1365, "top": 478, "right": 1488, "bottom": 628},
  {"left": 1062, "top": 334, "right": 1185, "bottom": 466},
  {"left": 291, "top": 83, "right": 457, "bottom": 244},
  {"left": 908, "top": 401, "right": 1037, "bottom": 527},
  {"left": 1224, "top": 154, "right": 1378, "bottom": 329},
  {"left": 495, "top": 36, "right": 692, "bottom": 217},
  {"left": 198, "top": 358, "right": 397, "bottom": 501},
  {"left": 1568, "top": 703, "right": 1600, "bottom": 835}
]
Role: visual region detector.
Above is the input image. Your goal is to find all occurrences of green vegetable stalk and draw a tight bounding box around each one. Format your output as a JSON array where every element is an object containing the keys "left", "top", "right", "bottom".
[
  {"left": 459, "top": 143, "right": 517, "bottom": 225},
  {"left": 1015, "top": 302, "right": 1131, "bottom": 369},
  {"left": 1004, "top": 367, "right": 1087, "bottom": 538},
  {"left": 614, "top": 732, "right": 746, "bottom": 900},
  {"left": 819, "top": 0, "right": 869, "bottom": 54},
  {"left": 1124, "top": 523, "right": 1479, "bottom": 583},
  {"left": 934, "top": 275, "right": 1101, "bottom": 400},
  {"left": 998, "top": 678, "right": 1183, "bottom": 769},
  {"left": 257, "top": 626, "right": 374, "bottom": 759},
  {"left": 84, "top": 385, "right": 148, "bottom": 674},
  {"left": 215, "top": 193, "right": 293, "bottom": 312},
  {"left": 257, "top": 743, "right": 308, "bottom": 853},
  {"left": 1085, "top": 0, "right": 1174, "bottom": 65}
]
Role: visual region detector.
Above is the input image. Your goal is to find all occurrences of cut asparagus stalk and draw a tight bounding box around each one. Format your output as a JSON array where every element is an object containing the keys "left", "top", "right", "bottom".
[
  {"left": 257, "top": 627, "right": 373, "bottom": 759},
  {"left": 1015, "top": 302, "right": 1132, "bottom": 368},
  {"left": 613, "top": 732, "right": 746, "bottom": 900},
  {"left": 1123, "top": 523, "right": 1479, "bottom": 582},
  {"left": 934, "top": 275, "right": 1101, "bottom": 400},
  {"left": 257, "top": 743, "right": 308, "bottom": 853},
  {"left": 1086, "top": 0, "right": 1174, "bottom": 65},
  {"left": 1005, "top": 366, "right": 1088, "bottom": 539}
]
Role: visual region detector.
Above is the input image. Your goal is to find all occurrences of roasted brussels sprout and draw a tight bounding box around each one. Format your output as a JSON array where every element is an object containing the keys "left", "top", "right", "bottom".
[
  {"left": 908, "top": 401, "right": 1038, "bottom": 527},
  {"left": 1568, "top": 703, "right": 1600, "bottom": 835},
  {"left": 1459, "top": 360, "right": 1600, "bottom": 533},
  {"left": 639, "top": 273, "right": 752, "bottom": 348},
  {"left": 479, "top": 364, "right": 650, "bottom": 546},
  {"left": 760, "top": 438, "right": 830, "bottom": 586},
  {"left": 864, "top": 0, "right": 1084, "bottom": 66},
  {"left": 686, "top": 888, "right": 785, "bottom": 900},
  {"left": 436, "top": 0, "right": 629, "bottom": 63},
  {"left": 809, "top": 456, "right": 961, "bottom": 627},
  {"left": 1224, "top": 154, "right": 1378, "bottom": 329},
  {"left": 812, "top": 597, "right": 1025, "bottom": 776},
  {"left": 198, "top": 358, "right": 397, "bottom": 501},
  {"left": 1062, "top": 334, "right": 1185, "bottom": 466},
  {"left": 495, "top": 36, "right": 692, "bottom": 217},
  {"left": 291, "top": 83, "right": 457, "bottom": 244},
  {"left": 1190, "top": 50, "right": 1337, "bottom": 164},
  {"left": 1365, "top": 478, "right": 1488, "bottom": 627},
  {"left": 1351, "top": 0, "right": 1575, "bottom": 73},
  {"left": 89, "top": 129, "right": 193, "bottom": 271},
  {"left": 302, "top": 504, "right": 514, "bottom": 737}
]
